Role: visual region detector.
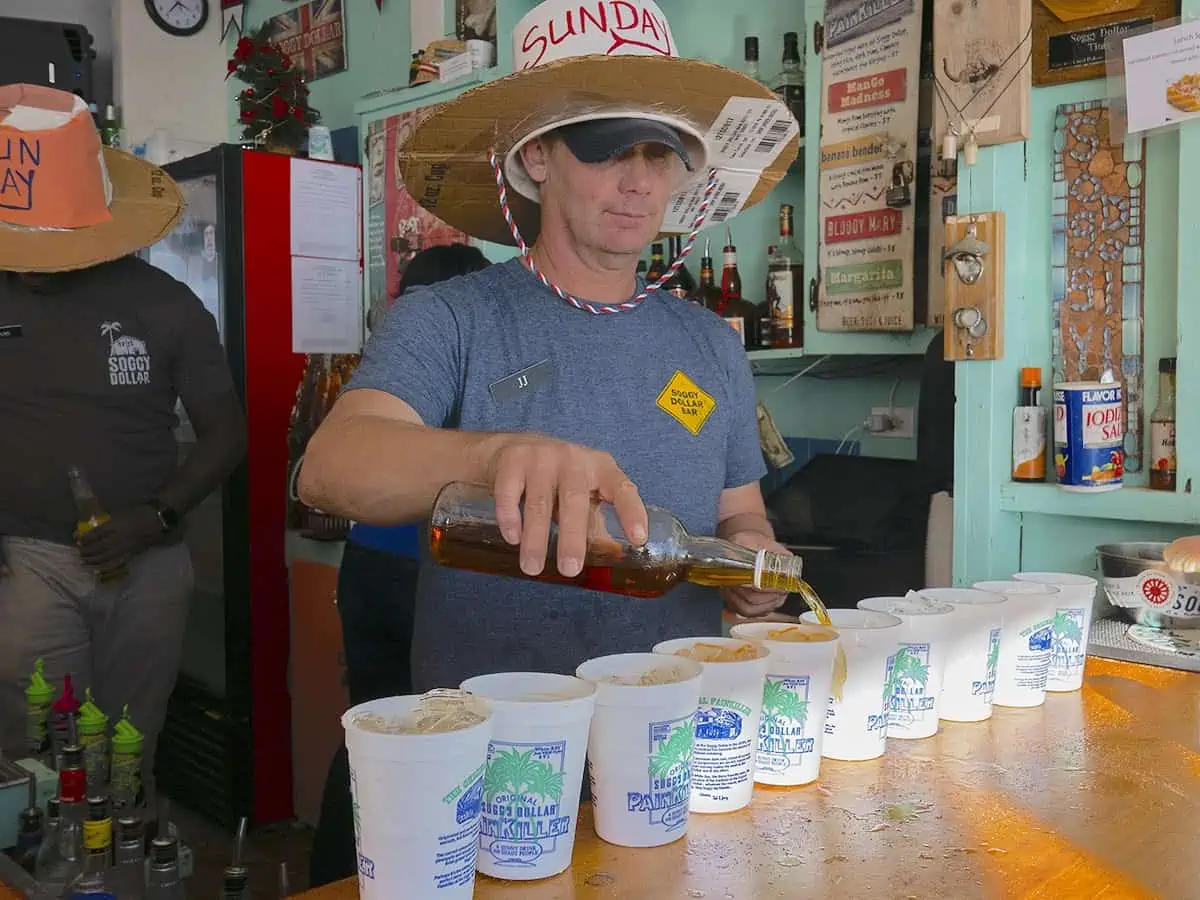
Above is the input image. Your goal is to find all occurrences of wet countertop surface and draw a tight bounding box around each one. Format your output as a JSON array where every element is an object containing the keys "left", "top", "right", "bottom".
[
  {"left": 294, "top": 657, "right": 1198, "bottom": 898},
  {"left": 97, "top": 657, "right": 1200, "bottom": 899}
]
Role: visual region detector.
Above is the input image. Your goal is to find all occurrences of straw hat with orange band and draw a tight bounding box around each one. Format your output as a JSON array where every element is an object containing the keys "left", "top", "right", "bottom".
[{"left": 0, "top": 83, "right": 183, "bottom": 274}]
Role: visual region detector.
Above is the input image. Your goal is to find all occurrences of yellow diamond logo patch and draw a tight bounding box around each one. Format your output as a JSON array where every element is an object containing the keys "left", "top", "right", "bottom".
[{"left": 656, "top": 370, "right": 716, "bottom": 436}]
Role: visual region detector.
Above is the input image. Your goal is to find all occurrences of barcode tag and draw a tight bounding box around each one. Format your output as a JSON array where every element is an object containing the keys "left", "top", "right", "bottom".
[
  {"left": 705, "top": 97, "right": 800, "bottom": 170},
  {"left": 661, "top": 169, "right": 759, "bottom": 231}
]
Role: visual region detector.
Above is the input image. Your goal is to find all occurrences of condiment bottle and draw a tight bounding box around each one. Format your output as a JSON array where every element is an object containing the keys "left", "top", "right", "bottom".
[
  {"left": 1012, "top": 367, "right": 1046, "bottom": 482},
  {"left": 109, "top": 706, "right": 144, "bottom": 813},
  {"left": 1149, "top": 356, "right": 1176, "bottom": 491},
  {"left": 26, "top": 658, "right": 55, "bottom": 761},
  {"left": 78, "top": 689, "right": 109, "bottom": 795}
]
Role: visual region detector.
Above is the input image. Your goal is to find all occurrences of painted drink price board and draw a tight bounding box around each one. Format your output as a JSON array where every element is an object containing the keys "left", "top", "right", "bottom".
[{"left": 817, "top": 0, "right": 923, "bottom": 333}]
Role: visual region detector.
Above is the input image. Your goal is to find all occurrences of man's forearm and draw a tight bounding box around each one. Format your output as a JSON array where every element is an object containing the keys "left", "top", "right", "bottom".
[
  {"left": 157, "top": 429, "right": 246, "bottom": 516},
  {"left": 718, "top": 512, "right": 775, "bottom": 542},
  {"left": 298, "top": 415, "right": 511, "bottom": 525}
]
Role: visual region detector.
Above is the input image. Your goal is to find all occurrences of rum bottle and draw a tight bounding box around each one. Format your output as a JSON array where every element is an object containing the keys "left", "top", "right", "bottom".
[
  {"left": 429, "top": 481, "right": 828, "bottom": 613},
  {"left": 742, "top": 36, "right": 761, "bottom": 83},
  {"left": 774, "top": 31, "right": 805, "bottom": 138},
  {"left": 1149, "top": 356, "right": 1177, "bottom": 491},
  {"left": 766, "top": 204, "right": 802, "bottom": 348},
  {"left": 718, "top": 229, "right": 761, "bottom": 348},
  {"left": 68, "top": 466, "right": 128, "bottom": 581},
  {"left": 645, "top": 242, "right": 667, "bottom": 284},
  {"left": 663, "top": 235, "right": 696, "bottom": 299}
]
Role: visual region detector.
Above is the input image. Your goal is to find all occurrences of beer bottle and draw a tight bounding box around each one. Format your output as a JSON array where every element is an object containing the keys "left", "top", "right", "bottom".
[{"left": 68, "top": 466, "right": 128, "bottom": 581}]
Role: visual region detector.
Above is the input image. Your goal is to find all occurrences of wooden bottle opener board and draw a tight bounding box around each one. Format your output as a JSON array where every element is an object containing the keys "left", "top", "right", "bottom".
[{"left": 943, "top": 211, "right": 1005, "bottom": 362}]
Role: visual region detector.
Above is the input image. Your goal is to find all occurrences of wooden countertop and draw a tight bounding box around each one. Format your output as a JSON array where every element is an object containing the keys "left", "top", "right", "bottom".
[
  {"left": 295, "top": 658, "right": 1198, "bottom": 899},
  {"left": 4, "top": 657, "right": 1191, "bottom": 900}
]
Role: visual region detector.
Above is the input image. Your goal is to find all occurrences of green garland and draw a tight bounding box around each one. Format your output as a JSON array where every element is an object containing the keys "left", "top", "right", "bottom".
[{"left": 227, "top": 23, "right": 321, "bottom": 151}]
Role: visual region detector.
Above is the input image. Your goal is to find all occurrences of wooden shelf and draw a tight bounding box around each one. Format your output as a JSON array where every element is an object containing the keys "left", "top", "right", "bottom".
[
  {"left": 999, "top": 482, "right": 1200, "bottom": 525},
  {"left": 355, "top": 69, "right": 493, "bottom": 118}
]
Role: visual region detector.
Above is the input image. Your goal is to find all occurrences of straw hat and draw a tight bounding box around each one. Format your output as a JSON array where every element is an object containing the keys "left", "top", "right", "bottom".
[
  {"left": 0, "top": 84, "right": 183, "bottom": 273},
  {"left": 398, "top": 0, "right": 801, "bottom": 247}
]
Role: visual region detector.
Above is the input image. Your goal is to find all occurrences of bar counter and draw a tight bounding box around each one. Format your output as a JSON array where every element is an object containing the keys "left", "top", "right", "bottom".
[{"left": 298, "top": 658, "right": 1196, "bottom": 899}]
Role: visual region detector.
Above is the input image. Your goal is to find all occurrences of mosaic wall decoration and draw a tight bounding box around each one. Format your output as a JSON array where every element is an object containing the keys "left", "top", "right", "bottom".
[{"left": 1051, "top": 100, "right": 1146, "bottom": 472}]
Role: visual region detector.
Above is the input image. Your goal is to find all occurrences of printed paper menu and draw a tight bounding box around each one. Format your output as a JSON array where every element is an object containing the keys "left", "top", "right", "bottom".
[
  {"left": 1123, "top": 20, "right": 1200, "bottom": 135},
  {"left": 817, "top": 0, "right": 923, "bottom": 332}
]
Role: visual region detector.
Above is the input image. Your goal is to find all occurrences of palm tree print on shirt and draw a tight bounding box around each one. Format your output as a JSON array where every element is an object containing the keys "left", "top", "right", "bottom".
[
  {"left": 483, "top": 747, "right": 565, "bottom": 805},
  {"left": 101, "top": 321, "right": 122, "bottom": 345},
  {"left": 760, "top": 679, "right": 809, "bottom": 734},
  {"left": 649, "top": 724, "right": 694, "bottom": 782}
]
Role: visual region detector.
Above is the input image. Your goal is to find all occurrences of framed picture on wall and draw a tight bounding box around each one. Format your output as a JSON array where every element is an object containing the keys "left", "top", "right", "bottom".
[
  {"left": 267, "top": 0, "right": 347, "bottom": 83},
  {"left": 456, "top": 0, "right": 497, "bottom": 42}
]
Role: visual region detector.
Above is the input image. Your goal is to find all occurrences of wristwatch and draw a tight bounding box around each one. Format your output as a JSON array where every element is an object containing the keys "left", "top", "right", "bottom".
[{"left": 150, "top": 499, "right": 180, "bottom": 534}]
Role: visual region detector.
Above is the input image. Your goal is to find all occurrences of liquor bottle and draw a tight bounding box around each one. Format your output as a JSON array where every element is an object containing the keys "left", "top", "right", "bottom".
[
  {"left": 663, "top": 235, "right": 696, "bottom": 299},
  {"left": 775, "top": 31, "right": 805, "bottom": 138},
  {"left": 766, "top": 204, "right": 803, "bottom": 348},
  {"left": 743, "top": 36, "right": 761, "bottom": 83},
  {"left": 39, "top": 745, "right": 88, "bottom": 895},
  {"left": 66, "top": 844, "right": 118, "bottom": 898},
  {"left": 34, "top": 799, "right": 64, "bottom": 882},
  {"left": 113, "top": 816, "right": 146, "bottom": 900},
  {"left": 68, "top": 467, "right": 129, "bottom": 582},
  {"left": 645, "top": 242, "right": 667, "bottom": 285},
  {"left": 719, "top": 229, "right": 761, "bottom": 348},
  {"left": 82, "top": 796, "right": 113, "bottom": 870},
  {"left": 145, "top": 836, "right": 185, "bottom": 900},
  {"left": 693, "top": 238, "right": 723, "bottom": 311},
  {"left": 221, "top": 817, "right": 252, "bottom": 899},
  {"left": 1149, "top": 357, "right": 1177, "bottom": 491},
  {"left": 278, "top": 862, "right": 292, "bottom": 897},
  {"left": 428, "top": 482, "right": 830, "bottom": 623},
  {"left": 636, "top": 259, "right": 647, "bottom": 280},
  {"left": 14, "top": 774, "right": 44, "bottom": 874},
  {"left": 100, "top": 105, "right": 122, "bottom": 149}
]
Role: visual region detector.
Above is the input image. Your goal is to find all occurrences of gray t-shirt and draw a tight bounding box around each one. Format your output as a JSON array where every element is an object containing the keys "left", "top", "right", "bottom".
[{"left": 348, "top": 257, "right": 766, "bottom": 691}]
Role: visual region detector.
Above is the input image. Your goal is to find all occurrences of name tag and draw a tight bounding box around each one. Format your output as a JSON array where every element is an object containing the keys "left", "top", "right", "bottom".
[
  {"left": 0, "top": 324, "right": 23, "bottom": 339},
  {"left": 489, "top": 359, "right": 555, "bottom": 403}
]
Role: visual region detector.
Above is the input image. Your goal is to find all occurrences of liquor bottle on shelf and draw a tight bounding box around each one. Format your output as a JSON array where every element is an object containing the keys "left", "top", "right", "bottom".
[
  {"left": 775, "top": 31, "right": 805, "bottom": 138},
  {"left": 693, "top": 238, "right": 723, "bottom": 311},
  {"left": 429, "top": 482, "right": 829, "bottom": 621},
  {"left": 718, "top": 228, "right": 761, "bottom": 348},
  {"left": 1149, "top": 356, "right": 1177, "bottom": 491},
  {"left": 645, "top": 242, "right": 667, "bottom": 284},
  {"left": 696, "top": 238, "right": 757, "bottom": 349},
  {"left": 636, "top": 259, "right": 647, "bottom": 279},
  {"left": 743, "top": 36, "right": 761, "bottom": 82},
  {"left": 663, "top": 235, "right": 696, "bottom": 299},
  {"left": 766, "top": 204, "right": 803, "bottom": 348}
]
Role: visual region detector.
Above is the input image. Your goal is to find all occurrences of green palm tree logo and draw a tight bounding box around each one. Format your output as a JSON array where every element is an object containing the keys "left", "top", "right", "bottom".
[
  {"left": 883, "top": 646, "right": 930, "bottom": 708},
  {"left": 760, "top": 679, "right": 808, "bottom": 733},
  {"left": 483, "top": 748, "right": 565, "bottom": 804},
  {"left": 1051, "top": 610, "right": 1084, "bottom": 670},
  {"left": 986, "top": 630, "right": 1001, "bottom": 679},
  {"left": 649, "top": 724, "right": 694, "bottom": 781}
]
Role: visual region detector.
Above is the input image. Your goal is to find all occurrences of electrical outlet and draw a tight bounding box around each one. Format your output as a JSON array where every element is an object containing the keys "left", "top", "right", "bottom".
[{"left": 872, "top": 407, "right": 915, "bottom": 438}]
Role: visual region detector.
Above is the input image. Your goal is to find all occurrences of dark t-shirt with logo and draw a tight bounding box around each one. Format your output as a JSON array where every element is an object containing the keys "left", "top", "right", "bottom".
[
  {"left": 347, "top": 257, "right": 766, "bottom": 691},
  {"left": 0, "top": 257, "right": 233, "bottom": 545}
]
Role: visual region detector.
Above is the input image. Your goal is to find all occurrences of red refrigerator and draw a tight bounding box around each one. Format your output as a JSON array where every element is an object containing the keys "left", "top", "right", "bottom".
[{"left": 144, "top": 144, "right": 363, "bottom": 826}]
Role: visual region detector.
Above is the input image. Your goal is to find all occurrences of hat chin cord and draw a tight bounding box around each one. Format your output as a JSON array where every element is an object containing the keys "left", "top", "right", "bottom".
[{"left": 487, "top": 148, "right": 716, "bottom": 315}]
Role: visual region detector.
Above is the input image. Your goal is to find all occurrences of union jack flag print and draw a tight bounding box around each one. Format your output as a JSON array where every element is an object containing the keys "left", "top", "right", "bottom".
[{"left": 266, "top": 0, "right": 347, "bottom": 83}]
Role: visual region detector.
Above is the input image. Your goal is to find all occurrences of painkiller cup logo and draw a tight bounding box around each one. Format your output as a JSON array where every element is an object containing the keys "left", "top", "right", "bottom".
[
  {"left": 430, "top": 763, "right": 488, "bottom": 891},
  {"left": 972, "top": 629, "right": 1002, "bottom": 699},
  {"left": 1050, "top": 608, "right": 1086, "bottom": 679},
  {"left": 349, "top": 766, "right": 374, "bottom": 881},
  {"left": 480, "top": 741, "right": 571, "bottom": 867},
  {"left": 756, "top": 675, "right": 812, "bottom": 773},
  {"left": 627, "top": 715, "right": 693, "bottom": 830},
  {"left": 865, "top": 652, "right": 898, "bottom": 734},
  {"left": 1027, "top": 621, "right": 1054, "bottom": 652},
  {"left": 882, "top": 643, "right": 933, "bottom": 728},
  {"left": 655, "top": 370, "right": 716, "bottom": 436},
  {"left": 101, "top": 322, "right": 152, "bottom": 387}
]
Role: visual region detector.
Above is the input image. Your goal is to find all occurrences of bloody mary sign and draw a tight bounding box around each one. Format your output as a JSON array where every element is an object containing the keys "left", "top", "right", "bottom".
[{"left": 817, "top": 0, "right": 922, "bottom": 332}]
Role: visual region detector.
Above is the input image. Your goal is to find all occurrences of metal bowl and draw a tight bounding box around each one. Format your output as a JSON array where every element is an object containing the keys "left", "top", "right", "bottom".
[{"left": 1096, "top": 542, "right": 1200, "bottom": 629}]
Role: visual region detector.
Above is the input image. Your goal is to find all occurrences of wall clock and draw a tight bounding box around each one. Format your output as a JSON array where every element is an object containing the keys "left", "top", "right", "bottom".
[{"left": 144, "top": 0, "right": 210, "bottom": 37}]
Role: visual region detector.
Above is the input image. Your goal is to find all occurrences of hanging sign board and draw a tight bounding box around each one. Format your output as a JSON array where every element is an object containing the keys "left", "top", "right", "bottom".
[
  {"left": 1032, "top": 0, "right": 1177, "bottom": 86},
  {"left": 817, "top": 0, "right": 923, "bottom": 332}
]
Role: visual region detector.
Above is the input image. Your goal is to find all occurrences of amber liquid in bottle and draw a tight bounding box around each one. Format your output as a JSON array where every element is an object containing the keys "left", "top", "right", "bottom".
[
  {"left": 68, "top": 466, "right": 128, "bottom": 582},
  {"left": 428, "top": 482, "right": 832, "bottom": 613}
]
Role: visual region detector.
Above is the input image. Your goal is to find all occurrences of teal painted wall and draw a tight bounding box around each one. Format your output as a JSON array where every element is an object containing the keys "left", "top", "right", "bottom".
[
  {"left": 952, "top": 7, "right": 1199, "bottom": 590},
  {"left": 243, "top": 0, "right": 930, "bottom": 463}
]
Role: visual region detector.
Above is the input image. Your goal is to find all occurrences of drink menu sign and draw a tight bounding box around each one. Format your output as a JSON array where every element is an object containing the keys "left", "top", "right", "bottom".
[{"left": 817, "top": 0, "right": 923, "bottom": 332}]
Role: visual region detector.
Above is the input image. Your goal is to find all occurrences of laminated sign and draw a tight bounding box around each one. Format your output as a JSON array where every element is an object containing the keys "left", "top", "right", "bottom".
[{"left": 817, "top": 0, "right": 923, "bottom": 332}]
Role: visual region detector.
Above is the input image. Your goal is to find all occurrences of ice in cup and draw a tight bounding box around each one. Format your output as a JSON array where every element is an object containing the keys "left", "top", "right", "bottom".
[
  {"left": 343, "top": 690, "right": 492, "bottom": 900},
  {"left": 974, "top": 580, "right": 1061, "bottom": 708},
  {"left": 459, "top": 673, "right": 596, "bottom": 880},
  {"left": 857, "top": 594, "right": 956, "bottom": 739},
  {"left": 799, "top": 609, "right": 902, "bottom": 761},
  {"left": 917, "top": 588, "right": 1006, "bottom": 722},
  {"left": 1012, "top": 572, "right": 1098, "bottom": 692},
  {"left": 575, "top": 653, "right": 702, "bottom": 847},
  {"left": 729, "top": 621, "right": 839, "bottom": 786},
  {"left": 651, "top": 637, "right": 769, "bottom": 813}
]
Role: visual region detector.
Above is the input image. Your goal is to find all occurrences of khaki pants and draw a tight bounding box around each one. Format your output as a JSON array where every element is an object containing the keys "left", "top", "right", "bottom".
[
  {"left": 0, "top": 536, "right": 192, "bottom": 808},
  {"left": 925, "top": 491, "right": 954, "bottom": 589}
]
